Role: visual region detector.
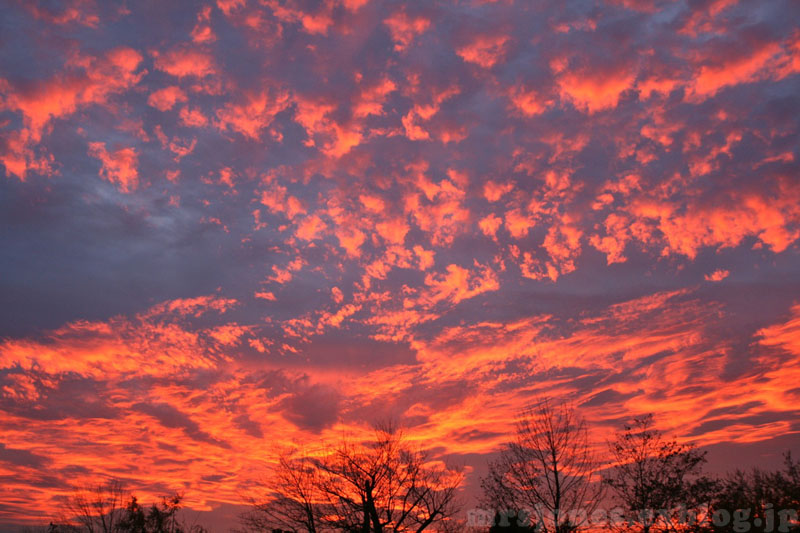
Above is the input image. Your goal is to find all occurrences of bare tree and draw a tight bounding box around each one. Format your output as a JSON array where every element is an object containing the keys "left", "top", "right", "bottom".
[
  {"left": 55, "top": 482, "right": 204, "bottom": 533},
  {"left": 243, "top": 425, "right": 463, "bottom": 532},
  {"left": 481, "top": 398, "right": 603, "bottom": 533},
  {"left": 241, "top": 453, "right": 323, "bottom": 533},
  {"left": 61, "top": 480, "right": 127, "bottom": 533},
  {"left": 604, "top": 414, "right": 716, "bottom": 533}
]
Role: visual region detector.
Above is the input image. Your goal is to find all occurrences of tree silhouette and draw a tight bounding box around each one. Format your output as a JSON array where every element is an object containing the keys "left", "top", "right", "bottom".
[
  {"left": 707, "top": 452, "right": 800, "bottom": 533},
  {"left": 481, "top": 398, "right": 603, "bottom": 533},
  {"left": 242, "top": 424, "right": 463, "bottom": 532},
  {"left": 61, "top": 480, "right": 127, "bottom": 533},
  {"left": 241, "top": 453, "right": 322, "bottom": 533},
  {"left": 118, "top": 493, "right": 199, "bottom": 533},
  {"left": 604, "top": 414, "right": 715, "bottom": 533},
  {"left": 53, "top": 481, "right": 204, "bottom": 533}
]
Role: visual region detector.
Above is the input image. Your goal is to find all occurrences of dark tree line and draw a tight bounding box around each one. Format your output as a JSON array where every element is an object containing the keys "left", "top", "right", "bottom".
[
  {"left": 710, "top": 454, "right": 800, "bottom": 533},
  {"left": 239, "top": 424, "right": 463, "bottom": 533},
  {"left": 480, "top": 401, "right": 799, "bottom": 533},
  {"left": 22, "top": 401, "right": 799, "bottom": 533},
  {"left": 37, "top": 480, "right": 206, "bottom": 533},
  {"left": 481, "top": 399, "right": 602, "bottom": 533}
]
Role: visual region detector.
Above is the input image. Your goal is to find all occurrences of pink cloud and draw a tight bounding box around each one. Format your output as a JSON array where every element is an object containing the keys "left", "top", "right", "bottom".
[
  {"left": 148, "top": 86, "right": 188, "bottom": 111},
  {"left": 87, "top": 142, "right": 140, "bottom": 193},
  {"left": 154, "top": 47, "right": 216, "bottom": 78}
]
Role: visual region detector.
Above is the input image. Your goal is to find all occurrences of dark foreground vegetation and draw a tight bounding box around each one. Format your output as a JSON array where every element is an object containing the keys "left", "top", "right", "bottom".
[{"left": 28, "top": 399, "right": 799, "bottom": 533}]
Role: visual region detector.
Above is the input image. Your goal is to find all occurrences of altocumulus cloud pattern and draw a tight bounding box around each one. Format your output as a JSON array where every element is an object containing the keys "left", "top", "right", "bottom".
[{"left": 1, "top": 0, "right": 799, "bottom": 525}]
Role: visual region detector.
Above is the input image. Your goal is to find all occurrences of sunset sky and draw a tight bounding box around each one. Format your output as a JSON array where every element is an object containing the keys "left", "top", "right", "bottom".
[{"left": 1, "top": 0, "right": 800, "bottom": 528}]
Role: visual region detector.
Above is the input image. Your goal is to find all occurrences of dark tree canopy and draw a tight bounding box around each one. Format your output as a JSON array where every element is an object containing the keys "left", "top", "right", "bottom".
[
  {"left": 707, "top": 452, "right": 800, "bottom": 533},
  {"left": 604, "top": 414, "right": 716, "bottom": 533},
  {"left": 242, "top": 425, "right": 463, "bottom": 532},
  {"left": 481, "top": 398, "right": 603, "bottom": 533},
  {"left": 51, "top": 481, "right": 205, "bottom": 533},
  {"left": 20, "top": 408, "right": 799, "bottom": 533}
]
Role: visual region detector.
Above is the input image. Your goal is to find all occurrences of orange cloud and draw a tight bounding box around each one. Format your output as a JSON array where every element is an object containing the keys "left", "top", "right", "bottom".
[
  {"left": 507, "top": 86, "right": 548, "bottom": 117},
  {"left": 413, "top": 245, "right": 435, "bottom": 270},
  {"left": 479, "top": 213, "right": 503, "bottom": 239},
  {"left": 0, "top": 295, "right": 237, "bottom": 378},
  {"left": 324, "top": 123, "right": 362, "bottom": 157},
  {"left": 589, "top": 212, "right": 634, "bottom": 264},
  {"left": 556, "top": 65, "right": 636, "bottom": 113},
  {"left": 295, "top": 214, "right": 327, "bottom": 241},
  {"left": 384, "top": 10, "right": 430, "bottom": 51},
  {"left": 148, "top": 86, "right": 188, "bottom": 111},
  {"left": 191, "top": 6, "right": 217, "bottom": 43},
  {"left": 375, "top": 217, "right": 410, "bottom": 245},
  {"left": 604, "top": 0, "right": 660, "bottom": 12},
  {"left": 457, "top": 34, "right": 509, "bottom": 68},
  {"left": 400, "top": 85, "right": 459, "bottom": 142},
  {"left": 259, "top": 181, "right": 306, "bottom": 220},
  {"left": 154, "top": 48, "right": 216, "bottom": 78},
  {"left": 21, "top": 0, "right": 101, "bottom": 27},
  {"left": 419, "top": 263, "right": 500, "bottom": 307},
  {"left": 352, "top": 78, "right": 396, "bottom": 118},
  {"left": 179, "top": 106, "right": 209, "bottom": 127},
  {"left": 757, "top": 304, "right": 800, "bottom": 358},
  {"left": 679, "top": 0, "right": 740, "bottom": 36},
  {"left": 404, "top": 168, "right": 470, "bottom": 246},
  {"left": 542, "top": 218, "right": 583, "bottom": 278},
  {"left": 704, "top": 269, "right": 730, "bottom": 282},
  {"left": 359, "top": 194, "right": 385, "bottom": 213},
  {"left": 254, "top": 291, "right": 276, "bottom": 300},
  {"left": 687, "top": 38, "right": 800, "bottom": 100},
  {"left": 335, "top": 226, "right": 367, "bottom": 258},
  {"left": 483, "top": 180, "right": 514, "bottom": 202},
  {"left": 216, "top": 0, "right": 245, "bottom": 16},
  {"left": 292, "top": 96, "right": 364, "bottom": 157},
  {"left": 146, "top": 295, "right": 238, "bottom": 317},
  {"left": 265, "top": 0, "right": 334, "bottom": 35},
  {"left": 331, "top": 286, "right": 344, "bottom": 304},
  {"left": 628, "top": 184, "right": 800, "bottom": 258},
  {"left": 87, "top": 142, "right": 139, "bottom": 193},
  {"left": 504, "top": 208, "right": 535, "bottom": 239},
  {"left": 1, "top": 47, "right": 144, "bottom": 179},
  {"left": 216, "top": 89, "right": 291, "bottom": 139}
]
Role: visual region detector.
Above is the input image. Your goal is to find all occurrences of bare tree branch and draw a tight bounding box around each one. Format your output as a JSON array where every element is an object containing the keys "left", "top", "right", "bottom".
[
  {"left": 481, "top": 398, "right": 603, "bottom": 533},
  {"left": 243, "top": 425, "right": 462, "bottom": 532}
]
